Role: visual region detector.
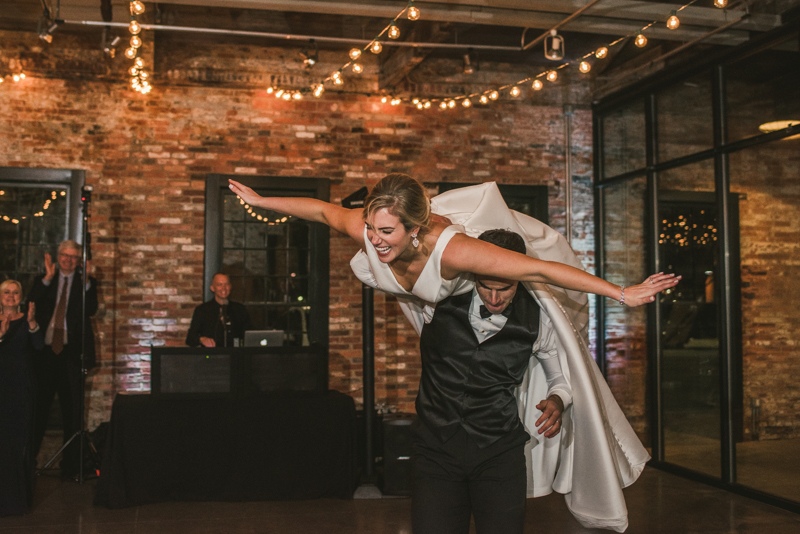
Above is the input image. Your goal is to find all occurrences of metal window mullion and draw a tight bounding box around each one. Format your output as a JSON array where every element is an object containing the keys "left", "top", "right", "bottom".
[{"left": 593, "top": 111, "right": 607, "bottom": 377}]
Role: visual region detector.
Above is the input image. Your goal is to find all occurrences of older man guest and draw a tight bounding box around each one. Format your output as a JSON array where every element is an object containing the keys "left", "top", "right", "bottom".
[
  {"left": 29, "top": 240, "right": 97, "bottom": 479},
  {"left": 186, "top": 273, "right": 251, "bottom": 348}
]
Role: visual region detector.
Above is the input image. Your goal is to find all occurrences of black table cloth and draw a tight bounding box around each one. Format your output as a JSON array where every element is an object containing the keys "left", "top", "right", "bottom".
[{"left": 95, "top": 391, "right": 357, "bottom": 508}]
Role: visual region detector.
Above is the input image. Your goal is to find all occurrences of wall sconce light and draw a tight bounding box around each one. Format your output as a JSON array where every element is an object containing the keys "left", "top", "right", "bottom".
[
  {"left": 544, "top": 29, "right": 564, "bottom": 61},
  {"left": 301, "top": 40, "right": 318, "bottom": 69}
]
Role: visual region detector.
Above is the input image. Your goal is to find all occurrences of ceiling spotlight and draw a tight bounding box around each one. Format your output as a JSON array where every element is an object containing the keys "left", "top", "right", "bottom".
[
  {"left": 370, "top": 41, "right": 383, "bottom": 54},
  {"left": 463, "top": 49, "right": 476, "bottom": 75},
  {"left": 635, "top": 34, "right": 648, "bottom": 47},
  {"left": 544, "top": 29, "right": 564, "bottom": 61},
  {"left": 532, "top": 79, "right": 543, "bottom": 91},
  {"left": 388, "top": 22, "right": 400, "bottom": 40},
  {"left": 407, "top": 1, "right": 420, "bottom": 21},
  {"left": 595, "top": 47, "right": 608, "bottom": 59}
]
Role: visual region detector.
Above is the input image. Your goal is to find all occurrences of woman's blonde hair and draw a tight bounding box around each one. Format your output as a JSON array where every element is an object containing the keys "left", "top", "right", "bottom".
[
  {"left": 362, "top": 173, "right": 431, "bottom": 232},
  {"left": 0, "top": 279, "right": 22, "bottom": 296}
]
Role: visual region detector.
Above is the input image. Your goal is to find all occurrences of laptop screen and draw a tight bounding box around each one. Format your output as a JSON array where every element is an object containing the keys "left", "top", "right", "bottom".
[{"left": 244, "top": 330, "right": 285, "bottom": 347}]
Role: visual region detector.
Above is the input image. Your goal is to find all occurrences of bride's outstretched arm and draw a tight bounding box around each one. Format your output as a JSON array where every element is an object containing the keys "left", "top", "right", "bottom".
[
  {"left": 441, "top": 234, "right": 679, "bottom": 307},
  {"left": 228, "top": 180, "right": 365, "bottom": 242}
]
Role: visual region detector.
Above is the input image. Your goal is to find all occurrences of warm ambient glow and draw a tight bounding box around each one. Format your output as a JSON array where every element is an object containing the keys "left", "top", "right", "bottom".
[{"left": 758, "top": 120, "right": 800, "bottom": 139}]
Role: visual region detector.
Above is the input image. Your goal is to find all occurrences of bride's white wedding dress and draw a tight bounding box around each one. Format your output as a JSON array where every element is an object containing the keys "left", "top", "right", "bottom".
[{"left": 350, "top": 182, "right": 649, "bottom": 532}]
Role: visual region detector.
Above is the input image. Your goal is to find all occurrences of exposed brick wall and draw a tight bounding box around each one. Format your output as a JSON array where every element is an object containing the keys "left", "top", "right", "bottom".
[{"left": 1, "top": 31, "right": 596, "bottom": 428}]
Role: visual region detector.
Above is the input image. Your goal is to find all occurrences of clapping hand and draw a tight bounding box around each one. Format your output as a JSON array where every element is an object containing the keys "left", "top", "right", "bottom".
[
  {"left": 0, "top": 313, "right": 10, "bottom": 338},
  {"left": 44, "top": 252, "right": 56, "bottom": 282},
  {"left": 27, "top": 302, "right": 37, "bottom": 330}
]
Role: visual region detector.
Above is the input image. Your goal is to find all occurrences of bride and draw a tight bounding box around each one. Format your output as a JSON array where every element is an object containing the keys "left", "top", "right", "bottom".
[{"left": 229, "top": 173, "right": 678, "bottom": 532}]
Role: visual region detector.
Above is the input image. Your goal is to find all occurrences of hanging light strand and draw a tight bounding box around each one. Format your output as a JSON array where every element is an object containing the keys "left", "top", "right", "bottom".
[{"left": 127, "top": 1, "right": 151, "bottom": 94}]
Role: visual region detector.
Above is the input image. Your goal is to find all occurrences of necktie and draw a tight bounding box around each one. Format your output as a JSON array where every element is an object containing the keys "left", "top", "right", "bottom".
[
  {"left": 51, "top": 277, "right": 69, "bottom": 355},
  {"left": 479, "top": 304, "right": 513, "bottom": 319}
]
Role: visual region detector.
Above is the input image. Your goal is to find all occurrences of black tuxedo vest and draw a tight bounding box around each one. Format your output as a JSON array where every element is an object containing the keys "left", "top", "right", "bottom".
[{"left": 416, "top": 287, "right": 540, "bottom": 448}]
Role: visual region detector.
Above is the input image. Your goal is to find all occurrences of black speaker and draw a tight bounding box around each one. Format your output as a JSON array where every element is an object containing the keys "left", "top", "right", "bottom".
[
  {"left": 151, "top": 350, "right": 232, "bottom": 394},
  {"left": 381, "top": 414, "right": 415, "bottom": 496}
]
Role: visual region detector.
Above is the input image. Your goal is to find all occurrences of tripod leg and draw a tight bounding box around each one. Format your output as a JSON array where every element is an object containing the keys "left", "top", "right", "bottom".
[{"left": 40, "top": 430, "right": 80, "bottom": 472}]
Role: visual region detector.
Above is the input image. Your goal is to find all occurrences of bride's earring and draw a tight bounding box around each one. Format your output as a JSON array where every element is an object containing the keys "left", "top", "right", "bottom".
[{"left": 411, "top": 233, "right": 419, "bottom": 248}]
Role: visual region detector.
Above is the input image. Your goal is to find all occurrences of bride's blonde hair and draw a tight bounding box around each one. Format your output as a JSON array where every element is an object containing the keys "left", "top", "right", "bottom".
[{"left": 362, "top": 173, "right": 431, "bottom": 232}]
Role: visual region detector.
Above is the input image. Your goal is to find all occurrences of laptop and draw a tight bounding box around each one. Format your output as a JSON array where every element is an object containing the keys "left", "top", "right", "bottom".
[{"left": 244, "top": 330, "right": 285, "bottom": 347}]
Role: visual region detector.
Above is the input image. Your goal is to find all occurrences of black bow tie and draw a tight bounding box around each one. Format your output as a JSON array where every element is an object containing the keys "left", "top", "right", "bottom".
[{"left": 479, "top": 304, "right": 513, "bottom": 319}]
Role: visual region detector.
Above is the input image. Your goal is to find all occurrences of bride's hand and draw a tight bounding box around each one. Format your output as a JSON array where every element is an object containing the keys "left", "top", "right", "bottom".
[
  {"left": 228, "top": 180, "right": 264, "bottom": 207},
  {"left": 622, "top": 273, "right": 681, "bottom": 307}
]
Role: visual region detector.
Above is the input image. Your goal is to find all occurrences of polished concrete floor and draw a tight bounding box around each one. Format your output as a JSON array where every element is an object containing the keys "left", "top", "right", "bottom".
[{"left": 1, "top": 466, "right": 799, "bottom": 533}]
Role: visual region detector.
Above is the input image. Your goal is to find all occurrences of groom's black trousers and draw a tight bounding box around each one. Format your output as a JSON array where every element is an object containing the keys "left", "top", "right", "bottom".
[{"left": 411, "top": 419, "right": 529, "bottom": 534}]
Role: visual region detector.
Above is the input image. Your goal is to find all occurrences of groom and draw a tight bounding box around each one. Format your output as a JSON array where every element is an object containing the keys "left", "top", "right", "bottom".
[{"left": 411, "top": 229, "right": 572, "bottom": 534}]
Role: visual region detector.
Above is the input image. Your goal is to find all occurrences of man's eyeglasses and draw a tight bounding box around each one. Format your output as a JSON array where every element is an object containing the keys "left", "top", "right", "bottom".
[{"left": 59, "top": 253, "right": 81, "bottom": 260}]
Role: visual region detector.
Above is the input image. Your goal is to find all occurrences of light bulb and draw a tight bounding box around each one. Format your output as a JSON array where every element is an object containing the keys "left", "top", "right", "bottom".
[
  {"left": 388, "top": 23, "right": 400, "bottom": 40},
  {"left": 579, "top": 61, "right": 591, "bottom": 73},
  {"left": 462, "top": 99, "right": 472, "bottom": 108},
  {"left": 134, "top": 57, "right": 145, "bottom": 69},
  {"left": 331, "top": 71, "right": 341, "bottom": 81},
  {"left": 130, "top": 1, "right": 145, "bottom": 16},
  {"left": 334, "top": 76, "right": 343, "bottom": 85},
  {"left": 714, "top": 0, "right": 727, "bottom": 7},
  {"left": 370, "top": 41, "right": 382, "bottom": 54},
  {"left": 293, "top": 92, "right": 302, "bottom": 100},
  {"left": 349, "top": 48, "right": 361, "bottom": 61},
  {"left": 439, "top": 101, "right": 447, "bottom": 109},
  {"left": 666, "top": 12, "right": 680, "bottom": 30},
  {"left": 314, "top": 85, "right": 324, "bottom": 97},
  {"left": 489, "top": 90, "right": 499, "bottom": 100},
  {"left": 129, "top": 21, "right": 141, "bottom": 35},
  {"left": 448, "top": 100, "right": 456, "bottom": 108},
  {"left": 416, "top": 102, "right": 424, "bottom": 110},
  {"left": 510, "top": 86, "right": 521, "bottom": 97},
  {"left": 532, "top": 79, "right": 543, "bottom": 91},
  {"left": 352, "top": 63, "right": 363, "bottom": 74},
  {"left": 546, "top": 70, "right": 558, "bottom": 82},
  {"left": 129, "top": 66, "right": 139, "bottom": 76},
  {"left": 635, "top": 34, "right": 647, "bottom": 47},
  {"left": 381, "top": 96, "right": 388, "bottom": 103},
  {"left": 12, "top": 74, "right": 22, "bottom": 82},
  {"left": 266, "top": 87, "right": 274, "bottom": 94},
  {"left": 412, "top": 97, "right": 420, "bottom": 104},
  {"left": 125, "top": 47, "right": 137, "bottom": 59},
  {"left": 282, "top": 92, "right": 292, "bottom": 100},
  {"left": 275, "top": 89, "right": 284, "bottom": 98},
  {"left": 139, "top": 70, "right": 148, "bottom": 80},
  {"left": 479, "top": 95, "right": 489, "bottom": 104},
  {"left": 595, "top": 47, "right": 608, "bottom": 59},
  {"left": 408, "top": 6, "right": 420, "bottom": 21},
  {"left": 391, "top": 98, "right": 401, "bottom": 105},
  {"left": 130, "top": 35, "right": 142, "bottom": 48},
  {"left": 423, "top": 101, "right": 431, "bottom": 109}
]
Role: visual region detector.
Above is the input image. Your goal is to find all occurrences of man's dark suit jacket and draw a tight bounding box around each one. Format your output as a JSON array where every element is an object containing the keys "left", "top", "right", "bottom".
[
  {"left": 185, "top": 299, "right": 251, "bottom": 348},
  {"left": 30, "top": 269, "right": 98, "bottom": 368}
]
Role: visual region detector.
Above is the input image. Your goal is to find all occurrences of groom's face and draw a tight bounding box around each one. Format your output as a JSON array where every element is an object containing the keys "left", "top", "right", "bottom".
[{"left": 476, "top": 276, "right": 518, "bottom": 315}]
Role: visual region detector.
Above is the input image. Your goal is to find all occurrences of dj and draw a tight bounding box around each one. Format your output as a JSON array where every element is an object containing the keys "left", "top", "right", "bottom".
[{"left": 186, "top": 273, "right": 251, "bottom": 348}]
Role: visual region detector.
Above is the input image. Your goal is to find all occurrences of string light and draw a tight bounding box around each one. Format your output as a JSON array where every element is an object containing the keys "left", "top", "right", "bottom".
[
  {"left": 130, "top": 1, "right": 145, "bottom": 15},
  {"left": 370, "top": 41, "right": 383, "bottom": 54},
  {"left": 130, "top": 35, "right": 142, "bottom": 48},
  {"left": 448, "top": 100, "right": 456, "bottom": 108},
  {"left": 634, "top": 34, "right": 648, "bottom": 47},
  {"left": 129, "top": 21, "right": 141, "bottom": 35},
  {"left": 579, "top": 61, "right": 591, "bottom": 73},
  {"left": 407, "top": 1, "right": 420, "bottom": 21},
  {"left": 595, "top": 47, "right": 608, "bottom": 59},
  {"left": 479, "top": 95, "right": 489, "bottom": 104},
  {"left": 714, "top": 0, "right": 727, "bottom": 7},
  {"left": 349, "top": 48, "right": 361, "bottom": 61},
  {"left": 666, "top": 11, "right": 680, "bottom": 30},
  {"left": 489, "top": 90, "right": 499, "bottom": 100},
  {"left": 532, "top": 79, "right": 543, "bottom": 91},
  {"left": 313, "top": 84, "right": 324, "bottom": 97},
  {"left": 352, "top": 63, "right": 363, "bottom": 74},
  {"left": 546, "top": 70, "right": 558, "bottom": 82},
  {"left": 510, "top": 86, "right": 521, "bottom": 97},
  {"left": 462, "top": 98, "right": 472, "bottom": 108},
  {"left": 388, "top": 22, "right": 400, "bottom": 40},
  {"left": 12, "top": 73, "right": 26, "bottom": 82}
]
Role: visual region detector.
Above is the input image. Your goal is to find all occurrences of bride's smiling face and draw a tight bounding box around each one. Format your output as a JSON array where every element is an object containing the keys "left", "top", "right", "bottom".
[{"left": 366, "top": 208, "right": 418, "bottom": 263}]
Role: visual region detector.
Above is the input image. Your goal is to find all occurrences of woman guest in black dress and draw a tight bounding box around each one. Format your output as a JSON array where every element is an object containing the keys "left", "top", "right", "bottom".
[{"left": 0, "top": 280, "right": 43, "bottom": 517}]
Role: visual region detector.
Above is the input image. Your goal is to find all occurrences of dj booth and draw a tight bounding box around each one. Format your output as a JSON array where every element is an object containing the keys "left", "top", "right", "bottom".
[{"left": 95, "top": 346, "right": 358, "bottom": 508}]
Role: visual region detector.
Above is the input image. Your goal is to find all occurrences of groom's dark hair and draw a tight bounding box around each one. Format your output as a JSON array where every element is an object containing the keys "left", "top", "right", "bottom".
[{"left": 477, "top": 229, "right": 526, "bottom": 255}]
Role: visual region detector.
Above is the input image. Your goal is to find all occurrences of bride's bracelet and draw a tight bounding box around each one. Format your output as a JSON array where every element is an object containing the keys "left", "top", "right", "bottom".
[{"left": 619, "top": 285, "right": 625, "bottom": 305}]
